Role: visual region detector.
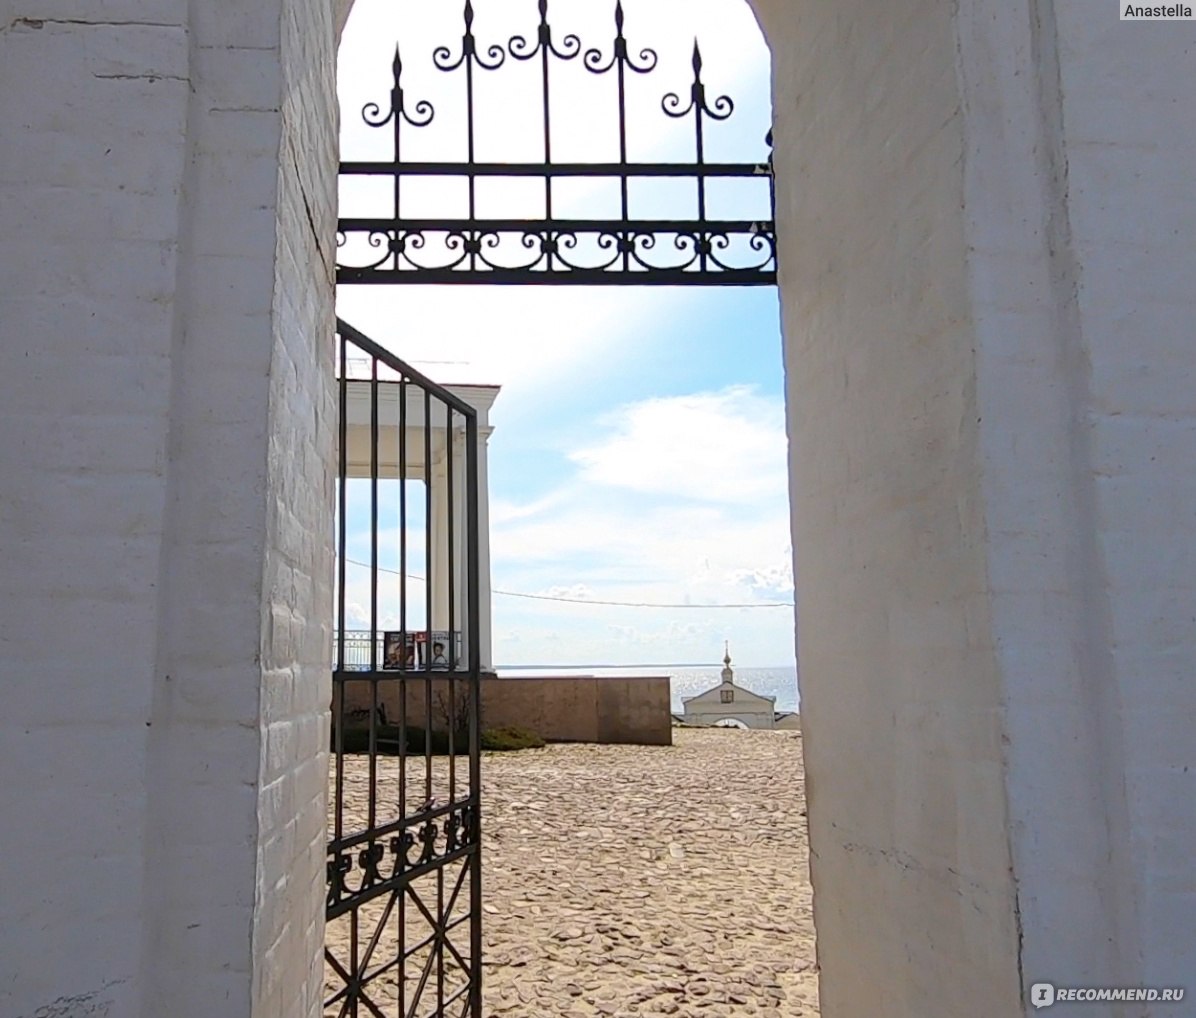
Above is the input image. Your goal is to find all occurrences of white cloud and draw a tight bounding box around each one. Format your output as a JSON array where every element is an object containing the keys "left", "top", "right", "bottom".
[
  {"left": 336, "top": 0, "right": 772, "bottom": 396},
  {"left": 569, "top": 385, "right": 787, "bottom": 503},
  {"left": 730, "top": 559, "right": 794, "bottom": 595},
  {"left": 490, "top": 489, "right": 570, "bottom": 525},
  {"left": 330, "top": 369, "right": 794, "bottom": 653},
  {"left": 334, "top": 2, "right": 790, "bottom": 663},
  {"left": 335, "top": 286, "right": 674, "bottom": 400},
  {"left": 486, "top": 385, "right": 795, "bottom": 662}
]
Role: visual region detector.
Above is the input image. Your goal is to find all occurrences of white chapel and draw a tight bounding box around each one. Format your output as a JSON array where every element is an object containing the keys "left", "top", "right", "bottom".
[{"left": 681, "top": 645, "right": 779, "bottom": 730}]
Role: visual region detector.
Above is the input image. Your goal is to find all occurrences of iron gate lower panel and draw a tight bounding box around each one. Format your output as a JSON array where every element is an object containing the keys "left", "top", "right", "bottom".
[{"left": 327, "top": 319, "right": 482, "bottom": 1018}]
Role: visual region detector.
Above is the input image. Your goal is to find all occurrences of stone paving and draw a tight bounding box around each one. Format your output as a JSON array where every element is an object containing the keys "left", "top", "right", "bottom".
[{"left": 328, "top": 728, "right": 818, "bottom": 1017}]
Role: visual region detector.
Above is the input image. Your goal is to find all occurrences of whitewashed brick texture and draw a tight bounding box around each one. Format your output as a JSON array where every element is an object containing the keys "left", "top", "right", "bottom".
[
  {"left": 1053, "top": 2, "right": 1196, "bottom": 990},
  {"left": 252, "top": 0, "right": 338, "bottom": 1016},
  {"left": 757, "top": 1, "right": 1022, "bottom": 1013},
  {"left": 1, "top": 2, "right": 338, "bottom": 1016},
  {"left": 0, "top": 6, "right": 188, "bottom": 1017},
  {"left": 758, "top": 0, "right": 1196, "bottom": 1014}
]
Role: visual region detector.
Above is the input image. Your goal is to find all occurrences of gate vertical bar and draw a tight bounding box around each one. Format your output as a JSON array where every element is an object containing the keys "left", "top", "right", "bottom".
[
  {"left": 369, "top": 358, "right": 380, "bottom": 837},
  {"left": 393, "top": 47, "right": 403, "bottom": 275},
  {"left": 614, "top": 3, "right": 631, "bottom": 275},
  {"left": 538, "top": 0, "right": 554, "bottom": 268},
  {"left": 335, "top": 331, "right": 348, "bottom": 850},
  {"left": 466, "top": 410, "right": 482, "bottom": 1018},
  {"left": 423, "top": 387, "right": 433, "bottom": 815},
  {"left": 446, "top": 409, "right": 457, "bottom": 800},
  {"left": 464, "top": 3, "right": 478, "bottom": 275},
  {"left": 691, "top": 43, "right": 708, "bottom": 276},
  {"left": 397, "top": 369, "right": 408, "bottom": 1018}
]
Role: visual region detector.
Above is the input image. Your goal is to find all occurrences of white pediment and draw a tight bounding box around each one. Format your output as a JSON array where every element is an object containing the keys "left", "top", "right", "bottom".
[{"left": 683, "top": 682, "right": 775, "bottom": 707}]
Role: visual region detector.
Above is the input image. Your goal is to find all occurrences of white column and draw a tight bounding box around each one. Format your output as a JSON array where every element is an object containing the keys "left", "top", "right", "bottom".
[
  {"left": 419, "top": 413, "right": 492, "bottom": 673},
  {"left": 429, "top": 456, "right": 451, "bottom": 640},
  {"left": 476, "top": 427, "right": 495, "bottom": 673},
  {"left": 447, "top": 424, "right": 495, "bottom": 673}
]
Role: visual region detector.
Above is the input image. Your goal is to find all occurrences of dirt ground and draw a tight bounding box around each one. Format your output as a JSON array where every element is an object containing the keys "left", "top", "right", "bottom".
[{"left": 327, "top": 727, "right": 818, "bottom": 1017}]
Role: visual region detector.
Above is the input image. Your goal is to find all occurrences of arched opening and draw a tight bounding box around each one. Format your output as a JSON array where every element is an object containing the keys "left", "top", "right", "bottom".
[
  {"left": 320, "top": 3, "right": 1177, "bottom": 1013},
  {"left": 328, "top": 1, "right": 810, "bottom": 1015}
]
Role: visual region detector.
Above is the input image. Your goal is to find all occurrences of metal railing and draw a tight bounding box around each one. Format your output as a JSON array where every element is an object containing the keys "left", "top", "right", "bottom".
[{"left": 333, "top": 629, "right": 464, "bottom": 672}]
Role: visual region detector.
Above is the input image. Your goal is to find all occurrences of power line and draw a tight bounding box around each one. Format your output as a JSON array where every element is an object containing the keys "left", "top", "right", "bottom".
[
  {"left": 343, "top": 557, "right": 794, "bottom": 609},
  {"left": 492, "top": 588, "right": 792, "bottom": 609}
]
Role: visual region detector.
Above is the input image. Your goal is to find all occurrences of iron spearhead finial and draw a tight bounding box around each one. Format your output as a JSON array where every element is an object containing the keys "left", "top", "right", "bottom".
[
  {"left": 692, "top": 39, "right": 703, "bottom": 75},
  {"left": 539, "top": 0, "right": 549, "bottom": 22},
  {"left": 614, "top": 0, "right": 625, "bottom": 34},
  {"left": 392, "top": 44, "right": 403, "bottom": 79},
  {"left": 464, "top": 0, "right": 474, "bottom": 30}
]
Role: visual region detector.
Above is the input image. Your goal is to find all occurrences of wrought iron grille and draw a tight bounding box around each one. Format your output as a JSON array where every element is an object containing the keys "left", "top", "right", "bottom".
[
  {"left": 337, "top": 0, "right": 776, "bottom": 286},
  {"left": 328, "top": 318, "right": 482, "bottom": 1017}
]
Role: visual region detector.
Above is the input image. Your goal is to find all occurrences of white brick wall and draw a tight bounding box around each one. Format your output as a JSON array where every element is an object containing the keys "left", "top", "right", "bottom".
[
  {"left": 758, "top": 0, "right": 1196, "bottom": 1014},
  {"left": 958, "top": 0, "right": 1139, "bottom": 995},
  {"left": 0, "top": 2, "right": 338, "bottom": 1015},
  {"left": 1053, "top": 2, "right": 1196, "bottom": 991},
  {"left": 0, "top": 7, "right": 188, "bottom": 1015},
  {"left": 252, "top": 0, "right": 339, "bottom": 1015},
  {"left": 755, "top": 1, "right": 1024, "bottom": 1013},
  {"left": 956, "top": 0, "right": 1196, "bottom": 1001}
]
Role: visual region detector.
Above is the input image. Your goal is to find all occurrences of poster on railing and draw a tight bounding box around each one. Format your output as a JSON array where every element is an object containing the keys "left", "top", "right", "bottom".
[
  {"left": 416, "top": 631, "right": 461, "bottom": 670},
  {"left": 381, "top": 630, "right": 461, "bottom": 671},
  {"left": 381, "top": 631, "right": 416, "bottom": 671}
]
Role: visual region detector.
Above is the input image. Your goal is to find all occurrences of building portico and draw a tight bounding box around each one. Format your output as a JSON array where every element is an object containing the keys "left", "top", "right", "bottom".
[{"left": 343, "top": 374, "right": 499, "bottom": 671}]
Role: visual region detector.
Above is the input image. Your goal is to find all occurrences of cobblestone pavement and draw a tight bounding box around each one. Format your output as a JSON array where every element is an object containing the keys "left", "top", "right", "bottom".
[{"left": 328, "top": 728, "right": 818, "bottom": 1017}]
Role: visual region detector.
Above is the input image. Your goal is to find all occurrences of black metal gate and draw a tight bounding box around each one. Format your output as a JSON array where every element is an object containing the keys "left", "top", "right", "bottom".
[
  {"left": 337, "top": 0, "right": 775, "bottom": 287},
  {"left": 330, "top": 3, "right": 774, "bottom": 1014},
  {"left": 328, "top": 318, "right": 482, "bottom": 1017}
]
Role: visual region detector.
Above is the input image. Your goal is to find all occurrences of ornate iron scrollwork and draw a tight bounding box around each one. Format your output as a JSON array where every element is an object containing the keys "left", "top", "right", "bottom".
[
  {"left": 325, "top": 804, "right": 476, "bottom": 920},
  {"left": 338, "top": 0, "right": 776, "bottom": 286}
]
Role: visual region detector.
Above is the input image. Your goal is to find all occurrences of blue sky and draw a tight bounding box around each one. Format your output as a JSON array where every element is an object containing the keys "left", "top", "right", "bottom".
[{"left": 337, "top": 0, "right": 796, "bottom": 667}]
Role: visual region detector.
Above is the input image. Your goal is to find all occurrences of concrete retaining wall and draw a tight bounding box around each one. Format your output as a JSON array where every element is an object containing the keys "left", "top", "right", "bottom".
[{"left": 341, "top": 674, "right": 672, "bottom": 747}]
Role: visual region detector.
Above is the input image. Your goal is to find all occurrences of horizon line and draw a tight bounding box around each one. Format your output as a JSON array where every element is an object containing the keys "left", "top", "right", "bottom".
[{"left": 494, "top": 662, "right": 797, "bottom": 670}]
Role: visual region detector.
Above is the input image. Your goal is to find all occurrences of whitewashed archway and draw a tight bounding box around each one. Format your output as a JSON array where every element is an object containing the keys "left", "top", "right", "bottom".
[{"left": 2, "top": 2, "right": 1192, "bottom": 1017}]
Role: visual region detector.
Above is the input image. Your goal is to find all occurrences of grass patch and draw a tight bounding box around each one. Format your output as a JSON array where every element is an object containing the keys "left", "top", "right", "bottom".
[{"left": 480, "top": 725, "right": 545, "bottom": 752}]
